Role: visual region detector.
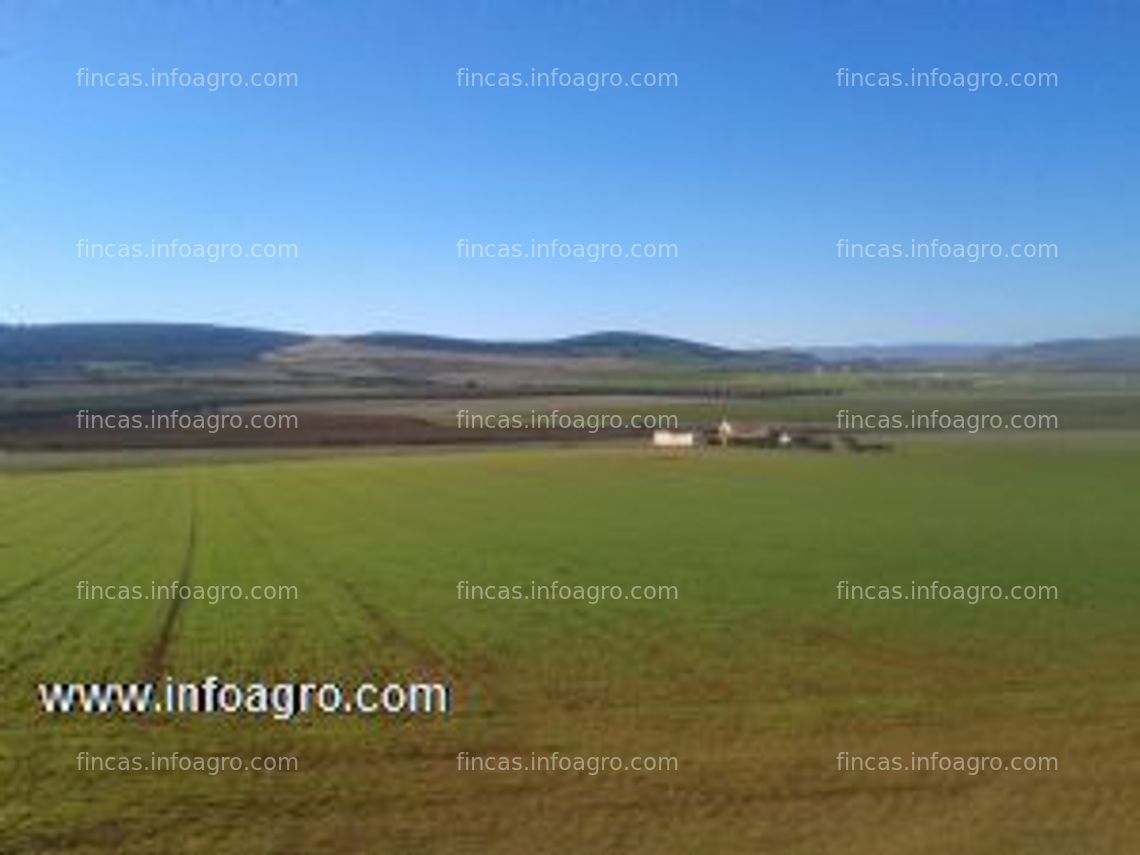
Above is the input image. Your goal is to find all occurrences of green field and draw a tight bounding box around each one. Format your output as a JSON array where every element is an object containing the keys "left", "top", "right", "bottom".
[{"left": 2, "top": 436, "right": 1138, "bottom": 853}]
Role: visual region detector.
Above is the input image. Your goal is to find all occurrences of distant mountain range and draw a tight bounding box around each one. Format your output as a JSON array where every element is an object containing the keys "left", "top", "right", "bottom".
[
  {"left": 808, "top": 339, "right": 1140, "bottom": 368},
  {"left": 352, "top": 331, "right": 816, "bottom": 370},
  {"left": 1, "top": 323, "right": 1138, "bottom": 372},
  {"left": 807, "top": 343, "right": 1005, "bottom": 364},
  {"left": 0, "top": 323, "right": 304, "bottom": 369},
  {"left": 990, "top": 337, "right": 1140, "bottom": 370}
]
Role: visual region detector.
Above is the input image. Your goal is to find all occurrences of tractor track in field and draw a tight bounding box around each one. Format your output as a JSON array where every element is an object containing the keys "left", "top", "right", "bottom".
[
  {"left": 227, "top": 475, "right": 451, "bottom": 671},
  {"left": 335, "top": 577, "right": 450, "bottom": 673},
  {"left": 255, "top": 467, "right": 455, "bottom": 670},
  {"left": 224, "top": 475, "right": 326, "bottom": 660},
  {"left": 0, "top": 517, "right": 133, "bottom": 611},
  {"left": 227, "top": 471, "right": 459, "bottom": 680},
  {"left": 0, "top": 471, "right": 151, "bottom": 561},
  {"left": 0, "top": 482, "right": 182, "bottom": 680},
  {"left": 277, "top": 466, "right": 524, "bottom": 711},
  {"left": 0, "top": 476, "right": 176, "bottom": 612},
  {"left": 0, "top": 528, "right": 170, "bottom": 681},
  {"left": 141, "top": 484, "right": 198, "bottom": 681}
]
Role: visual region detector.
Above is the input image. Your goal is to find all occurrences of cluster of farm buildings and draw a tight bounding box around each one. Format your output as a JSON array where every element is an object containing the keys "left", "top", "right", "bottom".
[{"left": 652, "top": 420, "right": 889, "bottom": 452}]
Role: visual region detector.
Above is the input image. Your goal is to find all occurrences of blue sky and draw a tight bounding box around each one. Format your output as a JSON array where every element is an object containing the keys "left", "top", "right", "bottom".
[{"left": 0, "top": 0, "right": 1136, "bottom": 346}]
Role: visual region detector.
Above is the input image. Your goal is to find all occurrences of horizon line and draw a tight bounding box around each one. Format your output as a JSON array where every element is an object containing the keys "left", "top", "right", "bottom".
[{"left": 8, "top": 318, "right": 1136, "bottom": 352}]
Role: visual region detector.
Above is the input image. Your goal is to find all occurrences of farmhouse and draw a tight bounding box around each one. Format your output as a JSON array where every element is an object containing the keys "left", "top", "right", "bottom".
[
  {"left": 701, "top": 420, "right": 842, "bottom": 451},
  {"left": 652, "top": 429, "right": 696, "bottom": 448},
  {"left": 651, "top": 418, "right": 891, "bottom": 453}
]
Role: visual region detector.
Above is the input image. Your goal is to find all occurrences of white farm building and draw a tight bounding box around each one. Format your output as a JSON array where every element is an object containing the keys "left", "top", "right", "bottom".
[{"left": 652, "top": 430, "right": 696, "bottom": 448}]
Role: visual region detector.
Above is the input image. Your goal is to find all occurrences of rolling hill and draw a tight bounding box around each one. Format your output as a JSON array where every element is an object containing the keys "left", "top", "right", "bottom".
[
  {"left": 0, "top": 323, "right": 304, "bottom": 370},
  {"left": 1, "top": 323, "right": 1137, "bottom": 377},
  {"left": 350, "top": 331, "right": 818, "bottom": 370}
]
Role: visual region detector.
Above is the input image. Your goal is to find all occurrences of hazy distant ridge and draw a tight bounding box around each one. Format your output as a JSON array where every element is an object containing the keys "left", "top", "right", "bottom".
[
  {"left": 0, "top": 323, "right": 304, "bottom": 368},
  {"left": 352, "top": 330, "right": 817, "bottom": 369},
  {"left": 1, "top": 323, "right": 1137, "bottom": 372},
  {"left": 995, "top": 336, "right": 1140, "bottom": 370}
]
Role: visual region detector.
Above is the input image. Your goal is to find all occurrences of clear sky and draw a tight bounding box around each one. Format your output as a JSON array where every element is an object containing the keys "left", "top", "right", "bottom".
[{"left": 0, "top": 0, "right": 1136, "bottom": 347}]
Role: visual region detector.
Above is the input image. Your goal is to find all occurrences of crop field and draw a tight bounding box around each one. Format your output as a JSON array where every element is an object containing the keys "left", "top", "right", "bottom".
[{"left": 1, "top": 435, "right": 1138, "bottom": 853}]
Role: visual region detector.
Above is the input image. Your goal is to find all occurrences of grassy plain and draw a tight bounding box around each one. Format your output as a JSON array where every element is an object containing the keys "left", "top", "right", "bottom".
[{"left": 1, "top": 434, "right": 1138, "bottom": 853}]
